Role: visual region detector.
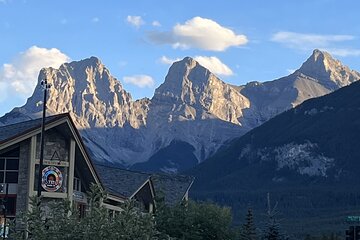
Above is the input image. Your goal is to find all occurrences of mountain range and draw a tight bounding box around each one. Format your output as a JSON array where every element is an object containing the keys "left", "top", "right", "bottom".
[
  {"left": 0, "top": 49, "right": 359, "bottom": 173},
  {"left": 189, "top": 79, "right": 360, "bottom": 234}
]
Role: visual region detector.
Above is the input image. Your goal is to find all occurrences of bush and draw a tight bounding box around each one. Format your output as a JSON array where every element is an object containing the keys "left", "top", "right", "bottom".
[
  {"left": 155, "top": 200, "right": 236, "bottom": 240},
  {"left": 10, "top": 184, "right": 159, "bottom": 240}
]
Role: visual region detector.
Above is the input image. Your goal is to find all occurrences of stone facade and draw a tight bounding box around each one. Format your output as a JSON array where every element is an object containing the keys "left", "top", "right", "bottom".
[
  {"left": 11, "top": 129, "right": 71, "bottom": 221},
  {"left": 35, "top": 129, "right": 70, "bottom": 193},
  {"left": 15, "top": 139, "right": 30, "bottom": 220},
  {"left": 36, "top": 129, "right": 69, "bottom": 161}
]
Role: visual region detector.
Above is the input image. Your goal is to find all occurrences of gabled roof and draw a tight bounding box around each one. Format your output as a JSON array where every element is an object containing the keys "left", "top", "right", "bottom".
[
  {"left": 0, "top": 113, "right": 194, "bottom": 205},
  {"left": 95, "top": 164, "right": 151, "bottom": 199},
  {"left": 0, "top": 114, "right": 67, "bottom": 144},
  {"left": 151, "top": 174, "right": 194, "bottom": 206},
  {"left": 0, "top": 113, "right": 101, "bottom": 188},
  {"left": 94, "top": 164, "right": 194, "bottom": 205}
]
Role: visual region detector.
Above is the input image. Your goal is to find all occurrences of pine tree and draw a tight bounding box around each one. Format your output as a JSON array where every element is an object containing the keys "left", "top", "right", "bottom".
[
  {"left": 240, "top": 207, "right": 257, "bottom": 240},
  {"left": 263, "top": 214, "right": 281, "bottom": 240},
  {"left": 262, "top": 193, "right": 287, "bottom": 240}
]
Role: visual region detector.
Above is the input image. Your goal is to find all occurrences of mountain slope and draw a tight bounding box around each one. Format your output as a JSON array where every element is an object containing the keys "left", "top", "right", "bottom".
[
  {"left": 189, "top": 80, "right": 360, "bottom": 234},
  {"left": 1, "top": 50, "right": 359, "bottom": 172},
  {"left": 134, "top": 50, "right": 360, "bottom": 171},
  {"left": 190, "top": 80, "right": 360, "bottom": 189}
]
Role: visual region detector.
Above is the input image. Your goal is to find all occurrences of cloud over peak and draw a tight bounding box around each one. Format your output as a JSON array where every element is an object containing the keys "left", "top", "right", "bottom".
[
  {"left": 271, "top": 31, "right": 354, "bottom": 49},
  {"left": 160, "top": 55, "right": 233, "bottom": 76},
  {"left": 194, "top": 56, "right": 233, "bottom": 76},
  {"left": 0, "top": 46, "right": 70, "bottom": 102},
  {"left": 148, "top": 16, "right": 248, "bottom": 51},
  {"left": 159, "top": 56, "right": 181, "bottom": 65},
  {"left": 271, "top": 31, "right": 360, "bottom": 56}
]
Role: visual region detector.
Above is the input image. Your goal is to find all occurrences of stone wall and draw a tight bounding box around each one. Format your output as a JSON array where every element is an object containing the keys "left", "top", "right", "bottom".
[
  {"left": 36, "top": 129, "right": 69, "bottom": 161},
  {"left": 16, "top": 139, "right": 30, "bottom": 223},
  {"left": 14, "top": 129, "right": 71, "bottom": 220},
  {"left": 35, "top": 129, "right": 70, "bottom": 193}
]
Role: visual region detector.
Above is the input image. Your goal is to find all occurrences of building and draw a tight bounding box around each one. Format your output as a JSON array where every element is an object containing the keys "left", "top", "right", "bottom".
[
  {"left": 96, "top": 164, "right": 194, "bottom": 214},
  {"left": 0, "top": 113, "right": 194, "bottom": 221}
]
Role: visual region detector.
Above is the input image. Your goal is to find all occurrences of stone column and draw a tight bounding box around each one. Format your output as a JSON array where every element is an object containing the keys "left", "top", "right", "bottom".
[{"left": 68, "top": 139, "right": 75, "bottom": 203}]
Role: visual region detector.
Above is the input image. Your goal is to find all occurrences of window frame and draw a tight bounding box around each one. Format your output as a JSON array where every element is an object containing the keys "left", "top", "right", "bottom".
[
  {"left": 73, "top": 177, "right": 81, "bottom": 192},
  {"left": 0, "top": 157, "right": 19, "bottom": 184}
]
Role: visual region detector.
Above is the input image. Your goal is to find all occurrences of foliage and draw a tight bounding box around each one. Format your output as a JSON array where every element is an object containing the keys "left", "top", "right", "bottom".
[
  {"left": 6, "top": 186, "right": 345, "bottom": 240},
  {"left": 262, "top": 194, "right": 288, "bottom": 240},
  {"left": 155, "top": 199, "right": 235, "bottom": 240},
  {"left": 10, "top": 183, "right": 159, "bottom": 240},
  {"left": 239, "top": 207, "right": 257, "bottom": 240}
]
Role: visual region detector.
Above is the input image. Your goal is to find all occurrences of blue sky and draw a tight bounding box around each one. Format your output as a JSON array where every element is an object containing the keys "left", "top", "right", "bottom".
[{"left": 0, "top": 0, "right": 359, "bottom": 116}]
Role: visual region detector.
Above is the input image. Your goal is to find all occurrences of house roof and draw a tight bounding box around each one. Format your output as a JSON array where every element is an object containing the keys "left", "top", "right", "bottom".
[
  {"left": 151, "top": 174, "right": 194, "bottom": 206},
  {"left": 94, "top": 164, "right": 151, "bottom": 198},
  {"left": 0, "top": 113, "right": 194, "bottom": 205},
  {"left": 0, "top": 113, "right": 68, "bottom": 144},
  {"left": 94, "top": 164, "right": 194, "bottom": 205},
  {"left": 0, "top": 113, "right": 102, "bottom": 191}
]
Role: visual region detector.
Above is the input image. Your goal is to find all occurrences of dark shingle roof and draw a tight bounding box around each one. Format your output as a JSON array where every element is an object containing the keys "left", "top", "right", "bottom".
[
  {"left": 94, "top": 164, "right": 151, "bottom": 198},
  {"left": 0, "top": 115, "right": 194, "bottom": 205},
  {"left": 0, "top": 114, "right": 67, "bottom": 143},
  {"left": 151, "top": 174, "right": 194, "bottom": 206},
  {"left": 94, "top": 164, "right": 194, "bottom": 205}
]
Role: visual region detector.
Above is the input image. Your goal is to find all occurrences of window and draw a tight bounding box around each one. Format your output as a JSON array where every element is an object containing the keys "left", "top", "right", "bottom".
[
  {"left": 73, "top": 177, "right": 81, "bottom": 192},
  {"left": 0, "top": 196, "right": 16, "bottom": 216},
  {"left": 0, "top": 158, "right": 19, "bottom": 184},
  {"left": 76, "top": 203, "right": 87, "bottom": 218}
]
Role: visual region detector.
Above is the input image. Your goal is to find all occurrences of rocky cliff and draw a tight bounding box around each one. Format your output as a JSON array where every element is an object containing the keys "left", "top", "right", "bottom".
[{"left": 1, "top": 50, "right": 359, "bottom": 172}]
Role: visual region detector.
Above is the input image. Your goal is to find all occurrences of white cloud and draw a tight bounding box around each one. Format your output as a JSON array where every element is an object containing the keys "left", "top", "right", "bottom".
[
  {"left": 126, "top": 15, "right": 145, "bottom": 28},
  {"left": 271, "top": 31, "right": 360, "bottom": 57},
  {"left": 159, "top": 55, "right": 233, "bottom": 76},
  {"left": 152, "top": 21, "right": 161, "bottom": 27},
  {"left": 159, "top": 56, "right": 181, "bottom": 65},
  {"left": 271, "top": 31, "right": 354, "bottom": 50},
  {"left": 193, "top": 56, "right": 233, "bottom": 76},
  {"left": 0, "top": 46, "right": 70, "bottom": 102},
  {"left": 123, "top": 75, "right": 154, "bottom": 88},
  {"left": 324, "top": 48, "right": 360, "bottom": 57},
  {"left": 92, "top": 17, "right": 100, "bottom": 23},
  {"left": 147, "top": 16, "right": 248, "bottom": 51}
]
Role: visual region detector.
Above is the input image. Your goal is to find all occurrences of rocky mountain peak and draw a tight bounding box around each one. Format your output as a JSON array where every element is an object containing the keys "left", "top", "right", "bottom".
[
  {"left": 181, "top": 56, "right": 198, "bottom": 67},
  {"left": 22, "top": 56, "right": 140, "bottom": 129},
  {"left": 299, "top": 49, "right": 334, "bottom": 73},
  {"left": 298, "top": 49, "right": 360, "bottom": 90},
  {"left": 154, "top": 57, "right": 223, "bottom": 103},
  {"left": 151, "top": 56, "right": 249, "bottom": 126},
  {"left": 59, "top": 56, "right": 117, "bottom": 89},
  {"left": 69, "top": 55, "right": 102, "bottom": 67}
]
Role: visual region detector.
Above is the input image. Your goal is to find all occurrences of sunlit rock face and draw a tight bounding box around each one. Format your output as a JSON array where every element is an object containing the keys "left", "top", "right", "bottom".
[
  {"left": 24, "top": 56, "right": 147, "bottom": 129},
  {"left": 1, "top": 50, "right": 359, "bottom": 172},
  {"left": 298, "top": 49, "right": 360, "bottom": 90}
]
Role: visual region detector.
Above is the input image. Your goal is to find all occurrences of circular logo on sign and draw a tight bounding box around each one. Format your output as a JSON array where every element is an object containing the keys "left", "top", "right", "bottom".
[{"left": 41, "top": 166, "right": 63, "bottom": 192}]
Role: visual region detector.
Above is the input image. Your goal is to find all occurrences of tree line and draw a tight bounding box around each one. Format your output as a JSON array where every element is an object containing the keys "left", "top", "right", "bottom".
[{"left": 6, "top": 184, "right": 340, "bottom": 240}]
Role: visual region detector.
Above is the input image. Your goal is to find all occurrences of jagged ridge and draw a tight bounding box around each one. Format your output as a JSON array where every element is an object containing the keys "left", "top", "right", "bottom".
[{"left": 1, "top": 50, "right": 359, "bottom": 172}]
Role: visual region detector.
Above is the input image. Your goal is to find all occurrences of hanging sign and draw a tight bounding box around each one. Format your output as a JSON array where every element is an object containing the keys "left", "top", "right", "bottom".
[{"left": 41, "top": 166, "right": 63, "bottom": 192}]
